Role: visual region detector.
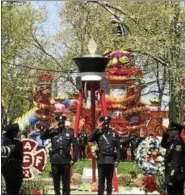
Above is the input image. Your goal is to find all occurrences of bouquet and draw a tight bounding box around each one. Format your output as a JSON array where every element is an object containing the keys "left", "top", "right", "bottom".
[{"left": 142, "top": 175, "right": 157, "bottom": 193}]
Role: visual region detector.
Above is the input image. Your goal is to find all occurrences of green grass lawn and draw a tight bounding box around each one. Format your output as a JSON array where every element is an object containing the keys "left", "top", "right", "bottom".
[{"left": 40, "top": 159, "right": 142, "bottom": 177}]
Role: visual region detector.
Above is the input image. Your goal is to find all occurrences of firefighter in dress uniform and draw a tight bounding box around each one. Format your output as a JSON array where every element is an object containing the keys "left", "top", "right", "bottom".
[
  {"left": 78, "top": 125, "right": 88, "bottom": 160},
  {"left": 1, "top": 123, "right": 23, "bottom": 195},
  {"left": 88, "top": 116, "right": 120, "bottom": 195},
  {"left": 161, "top": 121, "right": 185, "bottom": 195},
  {"left": 129, "top": 129, "right": 144, "bottom": 161},
  {"left": 40, "top": 115, "right": 78, "bottom": 195},
  {"left": 119, "top": 136, "right": 129, "bottom": 161}
]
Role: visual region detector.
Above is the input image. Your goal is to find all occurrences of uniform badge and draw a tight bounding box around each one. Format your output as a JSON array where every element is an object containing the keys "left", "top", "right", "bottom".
[
  {"left": 175, "top": 145, "right": 182, "bottom": 151},
  {"left": 170, "top": 144, "right": 174, "bottom": 150},
  {"left": 66, "top": 133, "right": 70, "bottom": 137},
  {"left": 113, "top": 133, "right": 115, "bottom": 137},
  {"left": 171, "top": 170, "right": 175, "bottom": 176}
]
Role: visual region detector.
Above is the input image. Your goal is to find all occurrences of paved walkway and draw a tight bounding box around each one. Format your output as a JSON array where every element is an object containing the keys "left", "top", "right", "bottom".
[{"left": 40, "top": 178, "right": 160, "bottom": 195}]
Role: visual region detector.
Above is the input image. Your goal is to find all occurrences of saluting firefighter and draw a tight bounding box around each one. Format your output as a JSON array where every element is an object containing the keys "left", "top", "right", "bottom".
[
  {"left": 88, "top": 116, "right": 120, "bottom": 195},
  {"left": 40, "top": 115, "right": 78, "bottom": 195},
  {"left": 161, "top": 121, "right": 185, "bottom": 195},
  {"left": 78, "top": 125, "right": 88, "bottom": 160},
  {"left": 2, "top": 123, "right": 23, "bottom": 195}
]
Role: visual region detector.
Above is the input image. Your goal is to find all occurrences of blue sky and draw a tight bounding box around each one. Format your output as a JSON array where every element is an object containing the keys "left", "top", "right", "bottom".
[{"left": 31, "top": 1, "right": 64, "bottom": 35}]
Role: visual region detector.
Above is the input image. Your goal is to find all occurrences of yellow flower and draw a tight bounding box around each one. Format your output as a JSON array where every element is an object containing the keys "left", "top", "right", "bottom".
[
  {"left": 119, "top": 56, "right": 129, "bottom": 64},
  {"left": 112, "top": 57, "right": 118, "bottom": 65}
]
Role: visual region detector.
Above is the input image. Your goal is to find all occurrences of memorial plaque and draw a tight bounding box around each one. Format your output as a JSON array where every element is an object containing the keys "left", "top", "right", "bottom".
[{"left": 82, "top": 167, "right": 98, "bottom": 183}]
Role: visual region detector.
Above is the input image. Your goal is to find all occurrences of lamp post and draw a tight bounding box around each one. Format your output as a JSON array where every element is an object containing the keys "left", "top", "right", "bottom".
[{"left": 73, "top": 38, "right": 109, "bottom": 183}]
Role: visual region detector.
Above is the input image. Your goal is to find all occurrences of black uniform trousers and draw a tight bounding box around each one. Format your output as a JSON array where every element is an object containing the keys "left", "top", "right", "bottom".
[
  {"left": 2, "top": 161, "right": 23, "bottom": 195},
  {"left": 120, "top": 148, "right": 127, "bottom": 161},
  {"left": 51, "top": 164, "right": 71, "bottom": 195},
  {"left": 167, "top": 180, "right": 184, "bottom": 195},
  {"left": 131, "top": 149, "right": 135, "bottom": 160},
  {"left": 98, "top": 164, "right": 114, "bottom": 195},
  {"left": 79, "top": 146, "right": 86, "bottom": 160}
]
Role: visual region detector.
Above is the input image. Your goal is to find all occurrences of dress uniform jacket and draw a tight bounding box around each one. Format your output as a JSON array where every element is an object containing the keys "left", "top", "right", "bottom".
[
  {"left": 88, "top": 128, "right": 120, "bottom": 164},
  {"left": 78, "top": 131, "right": 87, "bottom": 148},
  {"left": 161, "top": 131, "right": 185, "bottom": 181},
  {"left": 120, "top": 137, "right": 128, "bottom": 148},
  {"left": 40, "top": 127, "right": 78, "bottom": 164},
  {"left": 162, "top": 135, "right": 185, "bottom": 183},
  {"left": 2, "top": 136, "right": 23, "bottom": 194}
]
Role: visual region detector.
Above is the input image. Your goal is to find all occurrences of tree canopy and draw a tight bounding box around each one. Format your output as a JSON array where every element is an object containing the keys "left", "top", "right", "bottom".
[
  {"left": 2, "top": 1, "right": 185, "bottom": 123},
  {"left": 59, "top": 1, "right": 185, "bottom": 123}
]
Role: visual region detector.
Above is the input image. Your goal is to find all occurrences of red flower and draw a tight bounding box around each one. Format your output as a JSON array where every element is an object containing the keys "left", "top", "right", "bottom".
[
  {"left": 32, "top": 189, "right": 42, "bottom": 195},
  {"left": 160, "top": 190, "right": 167, "bottom": 195},
  {"left": 142, "top": 175, "right": 157, "bottom": 193}
]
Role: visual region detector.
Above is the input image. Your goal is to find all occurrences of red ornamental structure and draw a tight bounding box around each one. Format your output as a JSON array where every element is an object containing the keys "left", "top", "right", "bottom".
[
  {"left": 33, "top": 72, "right": 55, "bottom": 123},
  {"left": 103, "top": 50, "right": 150, "bottom": 136},
  {"left": 103, "top": 50, "right": 169, "bottom": 137}
]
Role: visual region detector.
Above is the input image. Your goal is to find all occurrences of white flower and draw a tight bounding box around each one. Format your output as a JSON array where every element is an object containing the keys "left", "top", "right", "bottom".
[{"left": 136, "top": 136, "right": 166, "bottom": 175}]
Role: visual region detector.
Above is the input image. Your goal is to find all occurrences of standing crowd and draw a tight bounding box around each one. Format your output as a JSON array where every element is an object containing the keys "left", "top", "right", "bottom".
[{"left": 1, "top": 114, "right": 185, "bottom": 195}]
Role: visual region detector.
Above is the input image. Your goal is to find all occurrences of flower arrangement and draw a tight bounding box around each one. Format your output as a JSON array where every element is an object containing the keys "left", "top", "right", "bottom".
[
  {"left": 142, "top": 175, "right": 157, "bottom": 193},
  {"left": 107, "top": 50, "right": 135, "bottom": 67},
  {"left": 123, "top": 106, "right": 149, "bottom": 117},
  {"left": 86, "top": 143, "right": 98, "bottom": 158},
  {"left": 37, "top": 72, "right": 55, "bottom": 82},
  {"left": 55, "top": 94, "right": 69, "bottom": 101},
  {"left": 1, "top": 177, "right": 49, "bottom": 195},
  {"left": 136, "top": 136, "right": 166, "bottom": 175},
  {"left": 149, "top": 98, "right": 160, "bottom": 105},
  {"left": 32, "top": 189, "right": 42, "bottom": 195}
]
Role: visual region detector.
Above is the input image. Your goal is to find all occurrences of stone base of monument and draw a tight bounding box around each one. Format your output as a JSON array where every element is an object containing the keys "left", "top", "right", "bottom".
[{"left": 82, "top": 167, "right": 98, "bottom": 183}]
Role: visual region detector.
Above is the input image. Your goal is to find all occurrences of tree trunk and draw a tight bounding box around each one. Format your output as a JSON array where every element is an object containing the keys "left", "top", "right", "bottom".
[{"left": 168, "top": 3, "right": 184, "bottom": 124}]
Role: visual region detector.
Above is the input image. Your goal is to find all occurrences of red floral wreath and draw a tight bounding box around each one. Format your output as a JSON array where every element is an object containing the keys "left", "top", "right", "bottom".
[{"left": 22, "top": 139, "right": 47, "bottom": 180}]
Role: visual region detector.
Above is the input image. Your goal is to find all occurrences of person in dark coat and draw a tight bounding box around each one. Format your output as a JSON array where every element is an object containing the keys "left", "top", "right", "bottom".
[
  {"left": 40, "top": 115, "right": 78, "bottom": 195},
  {"left": 88, "top": 116, "right": 120, "bottom": 195},
  {"left": 1, "top": 123, "right": 23, "bottom": 195},
  {"left": 161, "top": 121, "right": 185, "bottom": 195},
  {"left": 129, "top": 130, "right": 144, "bottom": 160},
  {"left": 119, "top": 136, "right": 129, "bottom": 161},
  {"left": 78, "top": 125, "right": 88, "bottom": 160}
]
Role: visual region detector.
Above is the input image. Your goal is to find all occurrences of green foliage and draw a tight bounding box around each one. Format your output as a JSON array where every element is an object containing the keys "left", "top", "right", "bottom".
[
  {"left": 78, "top": 183, "right": 90, "bottom": 191},
  {"left": 1, "top": 177, "right": 49, "bottom": 195},
  {"left": 40, "top": 159, "right": 141, "bottom": 177},
  {"left": 119, "top": 176, "right": 135, "bottom": 187},
  {"left": 2, "top": 2, "right": 44, "bottom": 62},
  {"left": 118, "top": 161, "right": 141, "bottom": 174},
  {"left": 1, "top": 2, "right": 45, "bottom": 122},
  {"left": 60, "top": 1, "right": 185, "bottom": 122},
  {"left": 40, "top": 161, "right": 52, "bottom": 178},
  {"left": 20, "top": 180, "right": 49, "bottom": 195},
  {"left": 2, "top": 1, "right": 185, "bottom": 124},
  {"left": 155, "top": 174, "right": 166, "bottom": 193}
]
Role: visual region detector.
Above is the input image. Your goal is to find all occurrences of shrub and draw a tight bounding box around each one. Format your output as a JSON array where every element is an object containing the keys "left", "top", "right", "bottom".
[
  {"left": 20, "top": 180, "right": 49, "bottom": 195},
  {"left": 1, "top": 177, "right": 49, "bottom": 195},
  {"left": 71, "top": 173, "right": 82, "bottom": 185}
]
